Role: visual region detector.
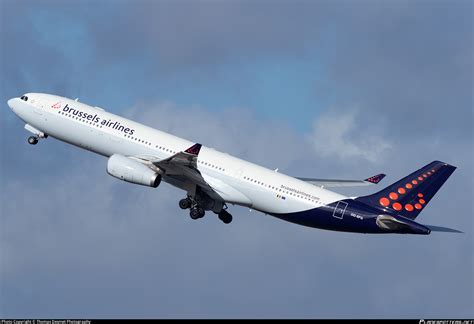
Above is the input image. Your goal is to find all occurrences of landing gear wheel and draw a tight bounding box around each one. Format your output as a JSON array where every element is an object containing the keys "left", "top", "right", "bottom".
[
  {"left": 190, "top": 207, "right": 205, "bottom": 220},
  {"left": 28, "top": 136, "right": 38, "bottom": 145},
  {"left": 198, "top": 207, "right": 205, "bottom": 218},
  {"left": 179, "top": 198, "right": 192, "bottom": 209},
  {"left": 218, "top": 211, "right": 233, "bottom": 224}
]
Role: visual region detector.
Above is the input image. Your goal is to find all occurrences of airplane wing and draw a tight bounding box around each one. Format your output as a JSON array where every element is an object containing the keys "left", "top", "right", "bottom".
[
  {"left": 296, "top": 173, "right": 385, "bottom": 188},
  {"left": 136, "top": 143, "right": 220, "bottom": 199},
  {"left": 152, "top": 143, "right": 202, "bottom": 173},
  {"left": 150, "top": 143, "right": 208, "bottom": 186}
]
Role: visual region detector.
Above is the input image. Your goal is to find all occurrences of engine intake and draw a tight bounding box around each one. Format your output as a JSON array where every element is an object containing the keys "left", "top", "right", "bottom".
[{"left": 107, "top": 154, "right": 161, "bottom": 188}]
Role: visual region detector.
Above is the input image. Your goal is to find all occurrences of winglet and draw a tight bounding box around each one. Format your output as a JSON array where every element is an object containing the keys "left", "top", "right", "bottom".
[
  {"left": 364, "top": 173, "right": 386, "bottom": 184},
  {"left": 184, "top": 143, "right": 202, "bottom": 156}
]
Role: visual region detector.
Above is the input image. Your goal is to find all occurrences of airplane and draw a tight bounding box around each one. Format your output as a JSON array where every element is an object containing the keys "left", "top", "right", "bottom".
[{"left": 7, "top": 93, "right": 458, "bottom": 235}]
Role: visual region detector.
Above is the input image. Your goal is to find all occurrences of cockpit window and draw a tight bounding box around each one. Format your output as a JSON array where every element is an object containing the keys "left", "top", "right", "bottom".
[{"left": 20, "top": 96, "right": 28, "bottom": 101}]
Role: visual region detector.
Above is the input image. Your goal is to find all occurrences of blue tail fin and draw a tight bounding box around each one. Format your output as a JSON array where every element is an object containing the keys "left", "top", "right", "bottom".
[{"left": 356, "top": 161, "right": 456, "bottom": 219}]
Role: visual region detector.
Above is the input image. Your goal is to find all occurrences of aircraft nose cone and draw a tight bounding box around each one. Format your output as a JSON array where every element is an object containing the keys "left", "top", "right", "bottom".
[{"left": 7, "top": 98, "right": 16, "bottom": 109}]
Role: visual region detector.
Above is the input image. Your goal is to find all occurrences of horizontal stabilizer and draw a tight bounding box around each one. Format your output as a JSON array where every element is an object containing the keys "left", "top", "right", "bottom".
[
  {"left": 297, "top": 173, "right": 385, "bottom": 188},
  {"left": 425, "top": 225, "right": 463, "bottom": 233}
]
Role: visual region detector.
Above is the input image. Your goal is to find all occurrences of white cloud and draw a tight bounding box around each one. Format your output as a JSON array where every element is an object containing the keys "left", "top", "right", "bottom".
[{"left": 309, "top": 109, "right": 392, "bottom": 164}]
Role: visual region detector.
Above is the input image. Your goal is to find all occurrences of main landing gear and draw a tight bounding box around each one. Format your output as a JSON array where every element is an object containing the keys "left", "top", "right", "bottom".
[
  {"left": 179, "top": 197, "right": 205, "bottom": 219},
  {"left": 218, "top": 210, "right": 233, "bottom": 224},
  {"left": 190, "top": 206, "right": 205, "bottom": 220},
  {"left": 178, "top": 197, "right": 233, "bottom": 224},
  {"left": 179, "top": 197, "right": 192, "bottom": 209}
]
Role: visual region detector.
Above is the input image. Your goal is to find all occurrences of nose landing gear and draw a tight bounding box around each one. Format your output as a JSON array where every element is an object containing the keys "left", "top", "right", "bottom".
[
  {"left": 27, "top": 136, "right": 39, "bottom": 145},
  {"left": 25, "top": 124, "right": 47, "bottom": 145}
]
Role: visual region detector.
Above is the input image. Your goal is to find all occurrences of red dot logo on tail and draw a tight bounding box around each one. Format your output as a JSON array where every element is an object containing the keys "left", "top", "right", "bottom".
[
  {"left": 389, "top": 192, "right": 398, "bottom": 200},
  {"left": 379, "top": 197, "right": 390, "bottom": 207},
  {"left": 51, "top": 102, "right": 61, "bottom": 109},
  {"left": 392, "top": 202, "right": 402, "bottom": 211}
]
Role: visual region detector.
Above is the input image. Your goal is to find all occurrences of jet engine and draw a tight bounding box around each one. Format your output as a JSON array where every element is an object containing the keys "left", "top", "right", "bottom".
[{"left": 107, "top": 154, "right": 161, "bottom": 188}]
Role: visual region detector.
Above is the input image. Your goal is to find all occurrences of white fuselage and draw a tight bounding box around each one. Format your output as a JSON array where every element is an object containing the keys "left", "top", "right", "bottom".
[{"left": 8, "top": 93, "right": 347, "bottom": 215}]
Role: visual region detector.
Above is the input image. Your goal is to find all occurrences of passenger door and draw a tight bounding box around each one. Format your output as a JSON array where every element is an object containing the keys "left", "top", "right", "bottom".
[{"left": 332, "top": 201, "right": 348, "bottom": 219}]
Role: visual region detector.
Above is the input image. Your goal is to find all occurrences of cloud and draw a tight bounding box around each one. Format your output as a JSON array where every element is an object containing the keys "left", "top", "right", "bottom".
[
  {"left": 124, "top": 101, "right": 305, "bottom": 169},
  {"left": 309, "top": 108, "right": 392, "bottom": 163}
]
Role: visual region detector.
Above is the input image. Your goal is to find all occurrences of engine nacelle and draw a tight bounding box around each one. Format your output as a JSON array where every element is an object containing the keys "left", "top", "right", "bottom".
[{"left": 107, "top": 154, "right": 161, "bottom": 188}]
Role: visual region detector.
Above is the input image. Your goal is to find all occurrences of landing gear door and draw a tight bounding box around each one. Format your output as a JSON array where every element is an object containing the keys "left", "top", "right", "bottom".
[{"left": 332, "top": 201, "right": 348, "bottom": 219}]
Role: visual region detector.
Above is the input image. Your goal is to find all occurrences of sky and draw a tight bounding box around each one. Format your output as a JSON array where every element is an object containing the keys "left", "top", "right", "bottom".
[{"left": 0, "top": 0, "right": 473, "bottom": 319}]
